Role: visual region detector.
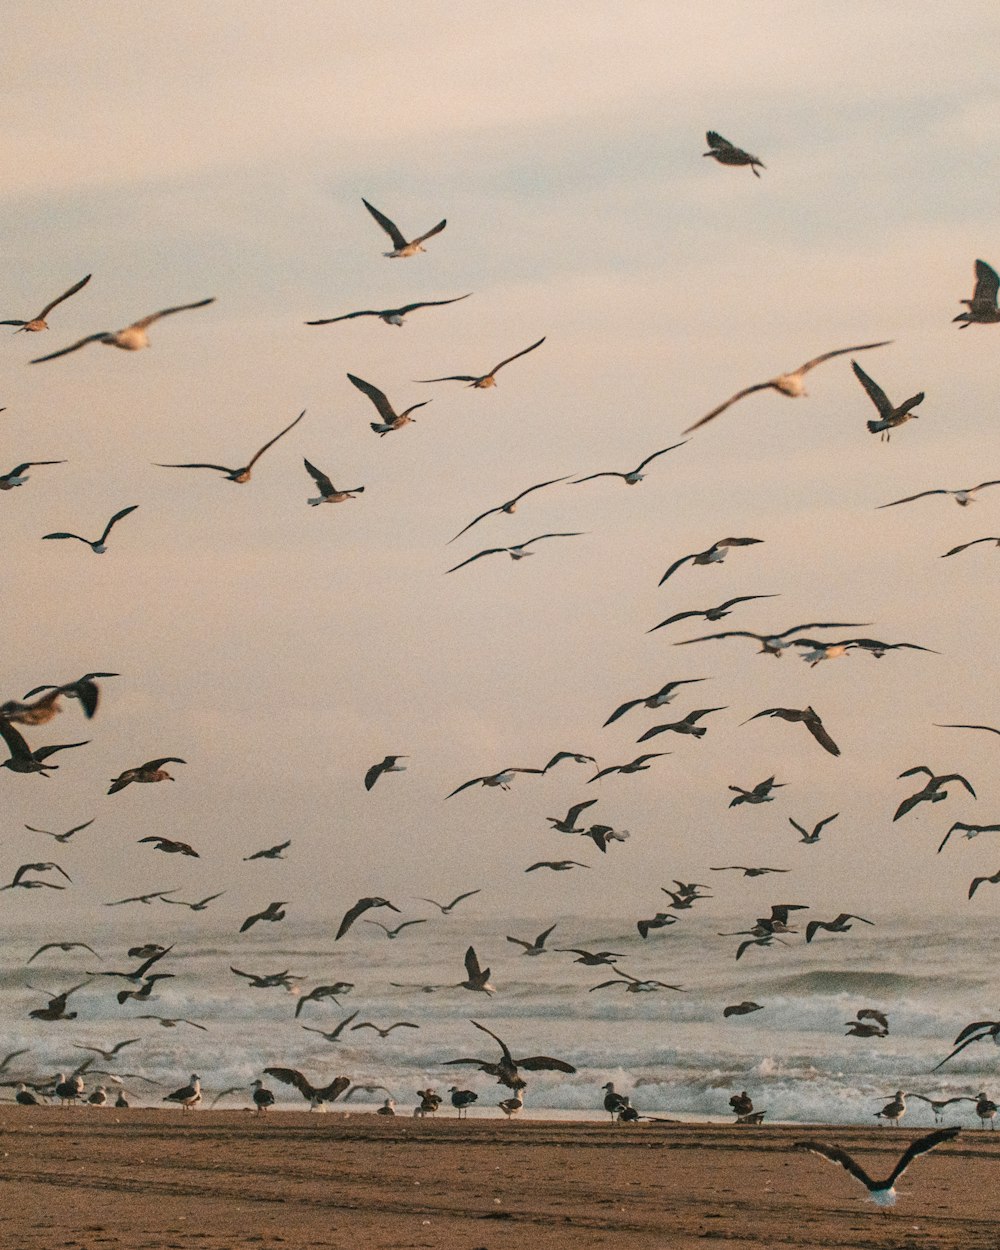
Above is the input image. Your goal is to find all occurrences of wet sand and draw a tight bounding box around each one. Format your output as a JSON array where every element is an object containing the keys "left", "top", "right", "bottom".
[{"left": 1, "top": 1109, "right": 997, "bottom": 1249}]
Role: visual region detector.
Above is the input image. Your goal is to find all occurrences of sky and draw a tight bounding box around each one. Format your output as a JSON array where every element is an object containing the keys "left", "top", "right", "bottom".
[{"left": 3, "top": 1, "right": 1000, "bottom": 933}]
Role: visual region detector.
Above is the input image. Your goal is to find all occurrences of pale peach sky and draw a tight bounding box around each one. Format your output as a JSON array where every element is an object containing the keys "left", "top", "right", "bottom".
[{"left": 2, "top": 2, "right": 999, "bottom": 931}]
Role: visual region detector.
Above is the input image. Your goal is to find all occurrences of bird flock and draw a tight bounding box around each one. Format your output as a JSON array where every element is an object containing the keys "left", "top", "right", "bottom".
[{"left": 3, "top": 132, "right": 999, "bottom": 1137}]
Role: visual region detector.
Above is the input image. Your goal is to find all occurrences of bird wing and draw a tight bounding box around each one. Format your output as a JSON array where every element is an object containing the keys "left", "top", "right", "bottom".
[
  {"left": 683, "top": 382, "right": 774, "bottom": 433},
  {"left": 469, "top": 1019, "right": 513, "bottom": 1063},
  {"left": 969, "top": 872, "right": 1000, "bottom": 899},
  {"left": 335, "top": 899, "right": 369, "bottom": 940},
  {"left": 131, "top": 298, "right": 215, "bottom": 329},
  {"left": 803, "top": 712, "right": 840, "bottom": 756},
  {"left": 99, "top": 505, "right": 139, "bottom": 543},
  {"left": 886, "top": 1127, "right": 961, "bottom": 1186},
  {"left": 941, "top": 538, "right": 1000, "bottom": 557},
  {"left": 814, "top": 813, "right": 840, "bottom": 834},
  {"left": 705, "top": 131, "right": 734, "bottom": 151},
  {"left": 850, "top": 360, "right": 893, "bottom": 417},
  {"left": 521, "top": 532, "right": 583, "bottom": 548},
  {"left": 602, "top": 697, "right": 645, "bottom": 726},
  {"left": 42, "top": 531, "right": 92, "bottom": 543},
  {"left": 155, "top": 462, "right": 236, "bottom": 474},
  {"left": 398, "top": 294, "right": 472, "bottom": 315},
  {"left": 245, "top": 410, "right": 305, "bottom": 471},
  {"left": 410, "top": 218, "right": 448, "bottom": 247},
  {"left": 658, "top": 552, "right": 696, "bottom": 586},
  {"left": 935, "top": 722, "right": 1000, "bottom": 735},
  {"left": 565, "top": 798, "right": 599, "bottom": 823},
  {"left": 361, "top": 199, "right": 407, "bottom": 248},
  {"left": 303, "top": 458, "right": 336, "bottom": 497},
  {"left": 36, "top": 274, "right": 93, "bottom": 321},
  {"left": 971, "top": 259, "right": 1000, "bottom": 306},
  {"left": 305, "top": 310, "right": 379, "bottom": 324},
  {"left": 263, "top": 1067, "right": 316, "bottom": 1098},
  {"left": 877, "top": 488, "right": 946, "bottom": 509},
  {"left": 445, "top": 547, "right": 509, "bottom": 574},
  {"left": 573, "top": 470, "right": 625, "bottom": 483},
  {"left": 363, "top": 760, "right": 386, "bottom": 791},
  {"left": 414, "top": 373, "right": 478, "bottom": 383},
  {"left": 517, "top": 1056, "right": 576, "bottom": 1073},
  {"left": 636, "top": 440, "right": 688, "bottom": 471},
  {"left": 488, "top": 337, "right": 546, "bottom": 374},
  {"left": 0, "top": 718, "right": 32, "bottom": 759},
  {"left": 8, "top": 461, "right": 67, "bottom": 475},
  {"left": 30, "top": 333, "right": 110, "bottom": 362},
  {"left": 794, "top": 1141, "right": 876, "bottom": 1189},
  {"left": 347, "top": 373, "right": 396, "bottom": 420},
  {"left": 797, "top": 340, "right": 892, "bottom": 375},
  {"left": 464, "top": 946, "right": 484, "bottom": 979}
]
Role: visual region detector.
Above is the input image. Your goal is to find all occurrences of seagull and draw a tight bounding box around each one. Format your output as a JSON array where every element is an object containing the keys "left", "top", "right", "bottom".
[
  {"left": 444, "top": 1019, "right": 576, "bottom": 1090},
  {"left": 135, "top": 1015, "right": 207, "bottom": 1031},
  {"left": 301, "top": 458, "right": 364, "bottom": 506},
  {"left": 525, "top": 860, "right": 589, "bottom": 872},
  {"left": 336, "top": 897, "right": 400, "bottom": 940},
  {"left": 137, "top": 836, "right": 199, "bottom": 857},
  {"left": 30, "top": 298, "right": 215, "bottom": 362},
  {"left": 239, "top": 901, "right": 288, "bottom": 933},
  {"left": 230, "top": 966, "right": 302, "bottom": 990},
  {"left": 0, "top": 274, "right": 91, "bottom": 332},
  {"left": 155, "top": 411, "right": 305, "bottom": 483},
  {"left": 71, "top": 1039, "right": 141, "bottom": 1061},
  {"left": 87, "top": 946, "right": 173, "bottom": 983},
  {"left": 792, "top": 636, "right": 938, "bottom": 664},
  {"left": 108, "top": 757, "right": 184, "bottom": 794},
  {"left": 794, "top": 1126, "right": 958, "bottom": 1205},
  {"left": 162, "top": 1074, "right": 202, "bottom": 1111},
  {"left": 24, "top": 819, "right": 94, "bottom": 843},
  {"left": 417, "top": 889, "right": 481, "bottom": 914},
  {"left": 648, "top": 595, "right": 778, "bottom": 633},
  {"left": 546, "top": 798, "right": 599, "bottom": 832},
  {"left": 724, "top": 1002, "right": 764, "bottom": 1018},
  {"left": 54, "top": 1072, "right": 86, "bottom": 1103},
  {"left": 264, "top": 1067, "right": 351, "bottom": 1110},
  {"left": 306, "top": 293, "right": 470, "bottom": 326},
  {"left": 449, "top": 1087, "right": 478, "bottom": 1118},
  {"left": 588, "top": 753, "right": 669, "bottom": 782},
  {"left": 728, "top": 777, "right": 786, "bottom": 808},
  {"left": 0, "top": 862, "right": 70, "bottom": 891},
  {"left": 364, "top": 755, "right": 407, "bottom": 791},
  {"left": 447, "top": 476, "right": 573, "bottom": 544},
  {"left": 161, "top": 892, "right": 225, "bottom": 911},
  {"left": 27, "top": 982, "right": 90, "bottom": 1021},
  {"left": 636, "top": 913, "right": 678, "bottom": 939},
  {"left": 805, "top": 913, "right": 875, "bottom": 943},
  {"left": 852, "top": 360, "right": 924, "bottom": 440},
  {"left": 42, "top": 505, "right": 138, "bottom": 553},
  {"left": 555, "top": 948, "right": 624, "bottom": 966},
  {"left": 789, "top": 813, "right": 840, "bottom": 843},
  {"left": 703, "top": 131, "right": 764, "bottom": 176},
  {"left": 602, "top": 1081, "right": 627, "bottom": 1119},
  {"left": 243, "top": 840, "right": 291, "bottom": 861},
  {"left": 541, "top": 750, "right": 596, "bottom": 772},
  {"left": 933, "top": 1020, "right": 1000, "bottom": 1071},
  {"left": 457, "top": 946, "right": 495, "bottom": 994},
  {"left": 15, "top": 1084, "right": 42, "bottom": 1106},
  {"left": 10, "top": 673, "right": 116, "bottom": 723},
  {"left": 636, "top": 707, "right": 728, "bottom": 742},
  {"left": 506, "top": 923, "right": 557, "bottom": 955},
  {"left": 730, "top": 1091, "right": 755, "bottom": 1116},
  {"left": 845, "top": 1009, "right": 889, "bottom": 1038},
  {"left": 908, "top": 1094, "right": 969, "bottom": 1122},
  {"left": 0, "top": 460, "right": 66, "bottom": 491},
  {"left": 573, "top": 442, "right": 687, "bottom": 486},
  {"left": 364, "top": 918, "right": 428, "bottom": 939},
  {"left": 361, "top": 198, "right": 446, "bottom": 258},
  {"left": 658, "top": 538, "right": 763, "bottom": 586},
  {"left": 935, "top": 723, "right": 1000, "bottom": 738},
  {"left": 446, "top": 767, "right": 543, "bottom": 798},
  {"left": 894, "top": 766, "right": 976, "bottom": 821},
  {"left": 743, "top": 705, "right": 841, "bottom": 756},
  {"left": 673, "top": 621, "right": 868, "bottom": 658},
  {"left": 590, "top": 970, "right": 685, "bottom": 994},
  {"left": 974, "top": 1092, "right": 998, "bottom": 1128},
  {"left": 416, "top": 337, "right": 545, "bottom": 389},
  {"left": 103, "top": 889, "right": 177, "bottom": 907},
  {"left": 954, "top": 259, "right": 1000, "bottom": 327},
  {"left": 27, "top": 941, "right": 101, "bottom": 964},
  {"left": 251, "top": 1079, "right": 275, "bottom": 1114},
  {"left": 293, "top": 983, "right": 354, "bottom": 1017},
  {"left": 936, "top": 822, "right": 1000, "bottom": 853},
  {"left": 116, "top": 973, "right": 174, "bottom": 1005},
  {"left": 602, "top": 679, "right": 708, "bottom": 727},
  {"left": 300, "top": 1011, "right": 360, "bottom": 1041},
  {"left": 446, "top": 532, "right": 583, "bottom": 574},
  {"left": 878, "top": 479, "right": 1000, "bottom": 509},
  {"left": 499, "top": 1091, "right": 524, "bottom": 1119},
  {"left": 0, "top": 719, "right": 89, "bottom": 776},
  {"left": 347, "top": 372, "right": 428, "bottom": 435},
  {"left": 968, "top": 869, "right": 1000, "bottom": 900},
  {"left": 582, "top": 824, "right": 630, "bottom": 853},
  {"left": 941, "top": 537, "right": 1000, "bottom": 558},
  {"left": 350, "top": 1021, "right": 419, "bottom": 1039},
  {"left": 685, "top": 341, "right": 891, "bottom": 433},
  {"left": 711, "top": 865, "right": 789, "bottom": 877},
  {"left": 875, "top": 1092, "right": 908, "bottom": 1127}
]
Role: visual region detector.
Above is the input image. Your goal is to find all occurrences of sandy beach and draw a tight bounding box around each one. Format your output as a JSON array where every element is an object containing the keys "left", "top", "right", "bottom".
[{"left": 1, "top": 1109, "right": 997, "bottom": 1250}]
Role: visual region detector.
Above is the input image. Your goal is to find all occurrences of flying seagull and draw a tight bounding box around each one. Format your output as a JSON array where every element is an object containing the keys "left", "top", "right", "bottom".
[
  {"left": 239, "top": 901, "right": 288, "bottom": 933},
  {"left": 364, "top": 918, "right": 428, "bottom": 939},
  {"left": 805, "top": 913, "right": 875, "bottom": 942},
  {"left": 446, "top": 532, "right": 583, "bottom": 574},
  {"left": 243, "top": 840, "right": 291, "bottom": 861},
  {"left": 416, "top": 889, "right": 481, "bottom": 914},
  {"left": 658, "top": 537, "right": 763, "bottom": 586},
  {"left": 506, "top": 923, "right": 557, "bottom": 955},
  {"left": 933, "top": 1020, "right": 1000, "bottom": 1071},
  {"left": 31, "top": 297, "right": 215, "bottom": 362},
  {"left": 1, "top": 274, "right": 92, "bottom": 332},
  {"left": 674, "top": 621, "right": 867, "bottom": 658},
  {"left": 294, "top": 982, "right": 354, "bottom": 1017},
  {"left": 744, "top": 705, "right": 841, "bottom": 756},
  {"left": 137, "top": 836, "right": 199, "bottom": 857},
  {"left": 42, "top": 505, "right": 138, "bottom": 553},
  {"left": 444, "top": 1019, "right": 576, "bottom": 1090},
  {"left": 648, "top": 594, "right": 778, "bottom": 633},
  {"left": 685, "top": 341, "right": 891, "bottom": 433},
  {"left": 936, "top": 821, "right": 1000, "bottom": 853},
  {"left": 603, "top": 678, "right": 707, "bottom": 727},
  {"left": 299, "top": 1011, "right": 359, "bottom": 1043},
  {"left": 637, "top": 707, "right": 728, "bottom": 742},
  {"left": 878, "top": 479, "right": 1000, "bottom": 509},
  {"left": 894, "top": 766, "right": 976, "bottom": 821},
  {"left": 108, "top": 757, "right": 184, "bottom": 794},
  {"left": 27, "top": 940, "right": 101, "bottom": 964},
  {"left": 573, "top": 441, "right": 687, "bottom": 486},
  {"left": 589, "top": 753, "right": 669, "bottom": 781},
  {"left": 789, "top": 813, "right": 840, "bottom": 843},
  {"left": 447, "top": 475, "right": 572, "bottom": 544},
  {"left": 954, "top": 258, "right": 1000, "bottom": 327},
  {"left": 335, "top": 896, "right": 399, "bottom": 940},
  {"left": 362, "top": 198, "right": 446, "bottom": 258},
  {"left": 968, "top": 870, "right": 1000, "bottom": 900},
  {"left": 306, "top": 293, "right": 470, "bottom": 326},
  {"left": 303, "top": 458, "right": 364, "bottom": 505},
  {"left": 703, "top": 131, "right": 765, "bottom": 176},
  {"left": 155, "top": 411, "right": 305, "bottom": 483},
  {"left": 729, "top": 776, "right": 785, "bottom": 807},
  {"left": 161, "top": 892, "right": 224, "bottom": 911},
  {"left": 6, "top": 673, "right": 114, "bottom": 723},
  {"left": 0, "top": 460, "right": 66, "bottom": 490},
  {"left": 940, "top": 537, "right": 1000, "bottom": 558},
  {"left": 590, "top": 970, "right": 685, "bottom": 994},
  {"left": 416, "top": 337, "right": 545, "bottom": 389},
  {"left": 0, "top": 719, "right": 89, "bottom": 776},
  {"left": 852, "top": 360, "right": 924, "bottom": 440},
  {"left": 525, "top": 860, "right": 589, "bottom": 873},
  {"left": 793, "top": 1126, "right": 959, "bottom": 1206},
  {"left": 347, "top": 372, "right": 428, "bottom": 435},
  {"left": 446, "top": 767, "right": 543, "bottom": 798},
  {"left": 546, "top": 798, "right": 599, "bottom": 832},
  {"left": 364, "top": 755, "right": 407, "bottom": 791}
]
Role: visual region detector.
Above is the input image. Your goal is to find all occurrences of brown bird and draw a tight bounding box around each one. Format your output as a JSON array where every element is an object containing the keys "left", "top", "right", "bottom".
[
  {"left": 954, "top": 258, "right": 1000, "bottom": 327},
  {"left": 5, "top": 672, "right": 114, "bottom": 724},
  {"left": 137, "top": 836, "right": 199, "bottom": 857},
  {"left": 155, "top": 410, "right": 305, "bottom": 483},
  {"left": 1, "top": 274, "right": 91, "bottom": 332},
  {"left": 240, "top": 901, "right": 288, "bottom": 933},
  {"left": 347, "top": 372, "right": 429, "bottom": 436},
  {"left": 416, "top": 337, "right": 545, "bottom": 389},
  {"left": 303, "top": 458, "right": 364, "bottom": 505},
  {"left": 744, "top": 705, "right": 841, "bottom": 756},
  {"left": 362, "top": 198, "right": 446, "bottom": 258},
  {"left": 852, "top": 360, "right": 924, "bottom": 440},
  {"left": 335, "top": 897, "right": 400, "bottom": 940},
  {"left": 31, "top": 297, "right": 215, "bottom": 362},
  {"left": 685, "top": 340, "right": 891, "bottom": 433},
  {"left": 447, "top": 475, "right": 572, "bottom": 544},
  {"left": 108, "top": 757, "right": 184, "bottom": 794}
]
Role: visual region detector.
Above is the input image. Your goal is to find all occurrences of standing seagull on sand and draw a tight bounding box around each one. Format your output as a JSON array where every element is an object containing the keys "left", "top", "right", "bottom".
[
  {"left": 163, "top": 1075, "right": 201, "bottom": 1111},
  {"left": 954, "top": 259, "right": 1000, "bottom": 327},
  {"left": 30, "top": 297, "right": 215, "bottom": 362},
  {"left": 347, "top": 373, "right": 428, "bottom": 436},
  {"left": 43, "top": 505, "right": 138, "bottom": 554},
  {"left": 362, "top": 198, "right": 446, "bottom": 258},
  {"left": 1, "top": 274, "right": 91, "bottom": 332},
  {"left": 794, "top": 1126, "right": 959, "bottom": 1206},
  {"left": 306, "top": 293, "right": 470, "bottom": 326},
  {"left": 852, "top": 361, "right": 924, "bottom": 440},
  {"left": 684, "top": 340, "right": 891, "bottom": 433},
  {"left": 703, "top": 131, "right": 765, "bottom": 176},
  {"left": 416, "top": 337, "right": 546, "bottom": 389},
  {"left": 155, "top": 411, "right": 305, "bottom": 483}
]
